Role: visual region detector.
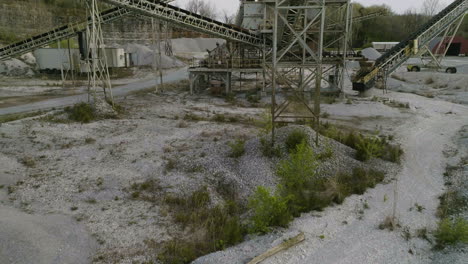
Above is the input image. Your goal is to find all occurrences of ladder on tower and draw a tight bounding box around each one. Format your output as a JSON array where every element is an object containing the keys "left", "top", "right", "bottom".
[{"left": 352, "top": 0, "right": 467, "bottom": 91}]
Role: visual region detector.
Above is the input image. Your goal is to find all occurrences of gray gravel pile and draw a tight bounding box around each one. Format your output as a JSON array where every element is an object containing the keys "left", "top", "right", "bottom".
[
  {"left": 173, "top": 124, "right": 395, "bottom": 202},
  {"left": 361, "top": 47, "right": 381, "bottom": 61}
]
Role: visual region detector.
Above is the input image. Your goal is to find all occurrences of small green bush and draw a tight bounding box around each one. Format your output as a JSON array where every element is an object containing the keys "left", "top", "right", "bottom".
[
  {"left": 277, "top": 141, "right": 318, "bottom": 192},
  {"left": 382, "top": 144, "right": 404, "bottom": 163},
  {"left": 336, "top": 168, "right": 385, "bottom": 197},
  {"left": 437, "top": 190, "right": 468, "bottom": 219},
  {"left": 228, "top": 139, "right": 246, "bottom": 158},
  {"left": 319, "top": 124, "right": 402, "bottom": 163},
  {"left": 159, "top": 187, "right": 244, "bottom": 263},
  {"left": 285, "top": 129, "right": 308, "bottom": 153},
  {"left": 435, "top": 218, "right": 468, "bottom": 248},
  {"left": 212, "top": 114, "right": 226, "bottom": 122},
  {"left": 260, "top": 137, "right": 281, "bottom": 158},
  {"left": 248, "top": 186, "right": 291, "bottom": 233},
  {"left": 183, "top": 113, "right": 203, "bottom": 121},
  {"left": 65, "top": 103, "right": 95, "bottom": 123},
  {"left": 276, "top": 141, "right": 321, "bottom": 214},
  {"left": 318, "top": 142, "right": 333, "bottom": 160},
  {"left": 256, "top": 110, "right": 273, "bottom": 135},
  {"left": 355, "top": 136, "right": 384, "bottom": 161}
]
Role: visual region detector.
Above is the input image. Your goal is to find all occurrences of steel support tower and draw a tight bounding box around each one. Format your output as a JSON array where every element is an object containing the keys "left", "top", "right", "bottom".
[
  {"left": 264, "top": 0, "right": 351, "bottom": 144},
  {"left": 86, "top": 0, "right": 114, "bottom": 103}
]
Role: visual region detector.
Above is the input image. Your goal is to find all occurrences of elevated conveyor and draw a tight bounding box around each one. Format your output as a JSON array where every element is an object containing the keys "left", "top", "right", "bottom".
[
  {"left": 352, "top": 0, "right": 467, "bottom": 91},
  {"left": 0, "top": 6, "right": 132, "bottom": 61},
  {"left": 100, "top": 0, "right": 262, "bottom": 46},
  {"left": 0, "top": 0, "right": 261, "bottom": 61}
]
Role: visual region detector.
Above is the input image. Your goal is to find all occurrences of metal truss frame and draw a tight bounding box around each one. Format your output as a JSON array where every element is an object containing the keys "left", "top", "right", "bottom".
[
  {"left": 101, "top": 0, "right": 263, "bottom": 46},
  {"left": 354, "top": 0, "right": 467, "bottom": 90},
  {"left": 85, "top": 0, "right": 114, "bottom": 103},
  {"left": 267, "top": 0, "right": 351, "bottom": 145}
]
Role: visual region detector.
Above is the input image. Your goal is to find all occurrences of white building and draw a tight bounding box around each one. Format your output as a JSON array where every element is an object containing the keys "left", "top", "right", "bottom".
[{"left": 372, "top": 42, "right": 399, "bottom": 52}]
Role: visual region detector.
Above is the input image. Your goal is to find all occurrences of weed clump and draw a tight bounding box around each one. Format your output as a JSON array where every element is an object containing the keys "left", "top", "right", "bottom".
[
  {"left": 437, "top": 190, "right": 467, "bottom": 219},
  {"left": 20, "top": 156, "right": 36, "bottom": 168},
  {"left": 159, "top": 187, "right": 244, "bottom": 263},
  {"left": 228, "top": 139, "right": 246, "bottom": 158},
  {"left": 260, "top": 137, "right": 281, "bottom": 158},
  {"left": 319, "top": 123, "right": 403, "bottom": 163},
  {"left": 251, "top": 139, "right": 385, "bottom": 231},
  {"left": 435, "top": 218, "right": 468, "bottom": 248},
  {"left": 285, "top": 129, "right": 308, "bottom": 153},
  {"left": 129, "top": 179, "right": 164, "bottom": 202},
  {"left": 212, "top": 114, "right": 226, "bottom": 122},
  {"left": 333, "top": 168, "right": 385, "bottom": 203},
  {"left": 355, "top": 135, "right": 384, "bottom": 161},
  {"left": 248, "top": 186, "right": 291, "bottom": 233},
  {"left": 276, "top": 141, "right": 325, "bottom": 214},
  {"left": 65, "top": 103, "right": 95, "bottom": 123}
]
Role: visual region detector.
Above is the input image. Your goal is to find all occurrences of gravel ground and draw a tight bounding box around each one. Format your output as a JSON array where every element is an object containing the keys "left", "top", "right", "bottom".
[{"left": 1, "top": 87, "right": 407, "bottom": 263}]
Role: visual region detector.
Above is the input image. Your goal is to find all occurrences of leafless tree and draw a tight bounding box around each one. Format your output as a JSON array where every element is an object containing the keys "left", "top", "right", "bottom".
[
  {"left": 403, "top": 8, "right": 424, "bottom": 34},
  {"left": 185, "top": 0, "right": 217, "bottom": 20},
  {"left": 422, "top": 0, "right": 442, "bottom": 16},
  {"left": 222, "top": 10, "right": 236, "bottom": 24}
]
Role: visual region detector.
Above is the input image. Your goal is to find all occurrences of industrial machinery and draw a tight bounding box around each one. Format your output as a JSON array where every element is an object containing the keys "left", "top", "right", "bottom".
[
  {"left": 352, "top": 0, "right": 467, "bottom": 91},
  {"left": 1, "top": 0, "right": 467, "bottom": 142}
]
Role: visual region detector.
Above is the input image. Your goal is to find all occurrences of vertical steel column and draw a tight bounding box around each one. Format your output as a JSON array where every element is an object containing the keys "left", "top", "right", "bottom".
[
  {"left": 86, "top": 0, "right": 114, "bottom": 104},
  {"left": 315, "top": 0, "right": 326, "bottom": 145},
  {"left": 269, "top": 0, "right": 329, "bottom": 146}
]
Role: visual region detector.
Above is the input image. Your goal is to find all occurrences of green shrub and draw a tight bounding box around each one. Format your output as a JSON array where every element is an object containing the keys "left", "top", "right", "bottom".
[
  {"left": 257, "top": 110, "right": 273, "bottom": 135},
  {"left": 382, "top": 144, "right": 404, "bottom": 163},
  {"left": 158, "top": 239, "right": 198, "bottom": 264},
  {"left": 276, "top": 141, "right": 321, "bottom": 214},
  {"left": 260, "top": 137, "right": 281, "bottom": 158},
  {"left": 183, "top": 113, "right": 203, "bottom": 121},
  {"left": 248, "top": 186, "right": 291, "bottom": 233},
  {"left": 65, "top": 103, "right": 95, "bottom": 123},
  {"left": 319, "top": 124, "right": 402, "bottom": 163},
  {"left": 435, "top": 218, "right": 468, "bottom": 248},
  {"left": 228, "top": 139, "right": 246, "bottom": 158},
  {"left": 335, "top": 168, "right": 385, "bottom": 197},
  {"left": 212, "top": 114, "right": 226, "bottom": 122},
  {"left": 355, "top": 135, "right": 384, "bottom": 161},
  {"left": 285, "top": 129, "right": 308, "bottom": 153},
  {"left": 318, "top": 142, "right": 333, "bottom": 160},
  {"left": 225, "top": 93, "right": 236, "bottom": 103},
  {"left": 159, "top": 187, "right": 244, "bottom": 263},
  {"left": 437, "top": 190, "right": 468, "bottom": 219}
]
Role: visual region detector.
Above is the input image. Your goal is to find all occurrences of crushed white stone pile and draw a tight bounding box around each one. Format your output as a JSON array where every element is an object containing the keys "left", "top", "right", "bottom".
[
  {"left": 361, "top": 47, "right": 381, "bottom": 61},
  {"left": 118, "top": 43, "right": 186, "bottom": 68},
  {"left": 172, "top": 125, "right": 396, "bottom": 202},
  {"left": 0, "top": 58, "right": 34, "bottom": 77}
]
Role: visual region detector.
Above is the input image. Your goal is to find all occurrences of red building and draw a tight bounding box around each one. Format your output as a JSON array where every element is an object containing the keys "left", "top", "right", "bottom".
[{"left": 431, "top": 36, "right": 468, "bottom": 56}]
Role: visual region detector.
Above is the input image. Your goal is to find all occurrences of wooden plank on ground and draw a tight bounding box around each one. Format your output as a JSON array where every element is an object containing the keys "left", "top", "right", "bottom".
[{"left": 247, "top": 232, "right": 305, "bottom": 264}]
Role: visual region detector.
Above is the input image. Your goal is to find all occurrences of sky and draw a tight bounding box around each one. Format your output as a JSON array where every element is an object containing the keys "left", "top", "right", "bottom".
[{"left": 172, "top": 0, "right": 452, "bottom": 16}]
